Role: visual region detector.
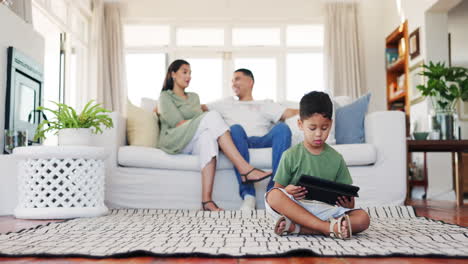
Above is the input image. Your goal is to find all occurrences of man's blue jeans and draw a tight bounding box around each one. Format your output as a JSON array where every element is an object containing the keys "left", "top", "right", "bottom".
[{"left": 230, "top": 123, "right": 292, "bottom": 199}]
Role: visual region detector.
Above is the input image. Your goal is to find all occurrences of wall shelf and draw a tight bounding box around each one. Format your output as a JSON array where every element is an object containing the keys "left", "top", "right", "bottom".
[{"left": 386, "top": 20, "right": 410, "bottom": 135}]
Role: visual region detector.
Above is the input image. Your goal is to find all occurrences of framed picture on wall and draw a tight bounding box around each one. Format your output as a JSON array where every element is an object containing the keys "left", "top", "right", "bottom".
[
  {"left": 5, "top": 47, "right": 44, "bottom": 146},
  {"left": 409, "top": 60, "right": 425, "bottom": 105},
  {"left": 409, "top": 28, "right": 420, "bottom": 60}
]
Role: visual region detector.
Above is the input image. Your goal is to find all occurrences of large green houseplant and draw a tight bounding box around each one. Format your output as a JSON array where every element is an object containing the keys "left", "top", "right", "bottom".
[
  {"left": 416, "top": 61, "right": 468, "bottom": 139},
  {"left": 34, "top": 100, "right": 113, "bottom": 145}
]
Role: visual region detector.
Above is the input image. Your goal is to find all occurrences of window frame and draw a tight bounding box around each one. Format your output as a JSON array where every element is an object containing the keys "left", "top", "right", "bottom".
[{"left": 123, "top": 20, "right": 324, "bottom": 103}]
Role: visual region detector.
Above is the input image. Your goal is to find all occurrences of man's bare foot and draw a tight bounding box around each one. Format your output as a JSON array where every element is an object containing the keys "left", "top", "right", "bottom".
[{"left": 202, "top": 201, "right": 223, "bottom": 211}]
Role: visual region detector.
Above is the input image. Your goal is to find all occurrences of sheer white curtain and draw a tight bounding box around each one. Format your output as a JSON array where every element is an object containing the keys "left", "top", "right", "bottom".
[
  {"left": 324, "top": 1, "right": 365, "bottom": 99},
  {"left": 88, "top": 0, "right": 127, "bottom": 114}
]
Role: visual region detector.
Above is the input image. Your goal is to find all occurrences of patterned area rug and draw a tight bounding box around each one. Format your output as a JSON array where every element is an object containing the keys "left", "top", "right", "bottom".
[{"left": 0, "top": 206, "right": 467, "bottom": 258}]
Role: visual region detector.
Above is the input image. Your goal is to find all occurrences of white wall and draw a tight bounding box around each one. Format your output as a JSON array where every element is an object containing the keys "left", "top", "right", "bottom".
[
  {"left": 0, "top": 5, "right": 44, "bottom": 153},
  {"left": 358, "top": 0, "right": 386, "bottom": 112},
  {"left": 380, "top": 0, "right": 468, "bottom": 200},
  {"left": 449, "top": 0, "right": 468, "bottom": 137},
  {"left": 121, "top": 0, "right": 325, "bottom": 21}
]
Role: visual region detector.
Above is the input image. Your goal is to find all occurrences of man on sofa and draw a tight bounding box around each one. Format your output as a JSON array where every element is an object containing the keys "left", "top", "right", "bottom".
[{"left": 203, "top": 69, "right": 298, "bottom": 210}]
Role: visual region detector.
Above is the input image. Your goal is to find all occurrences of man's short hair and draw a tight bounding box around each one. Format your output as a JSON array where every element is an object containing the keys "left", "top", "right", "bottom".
[
  {"left": 234, "top": 68, "right": 254, "bottom": 82},
  {"left": 299, "top": 91, "right": 333, "bottom": 120}
]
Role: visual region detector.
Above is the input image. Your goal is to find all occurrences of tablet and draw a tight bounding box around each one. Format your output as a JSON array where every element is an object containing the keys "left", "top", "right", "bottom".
[{"left": 297, "top": 174, "right": 360, "bottom": 205}]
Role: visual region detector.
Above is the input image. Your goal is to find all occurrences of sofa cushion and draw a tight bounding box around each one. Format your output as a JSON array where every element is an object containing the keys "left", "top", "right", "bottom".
[
  {"left": 127, "top": 101, "right": 159, "bottom": 147},
  {"left": 333, "top": 143, "right": 377, "bottom": 166},
  {"left": 335, "top": 93, "right": 371, "bottom": 144},
  {"left": 118, "top": 146, "right": 272, "bottom": 171},
  {"left": 118, "top": 143, "right": 376, "bottom": 171}
]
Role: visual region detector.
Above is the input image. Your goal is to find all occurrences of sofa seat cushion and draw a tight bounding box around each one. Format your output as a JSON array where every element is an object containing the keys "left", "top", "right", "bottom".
[
  {"left": 118, "top": 146, "right": 270, "bottom": 171},
  {"left": 333, "top": 143, "right": 377, "bottom": 166},
  {"left": 118, "top": 143, "right": 376, "bottom": 171}
]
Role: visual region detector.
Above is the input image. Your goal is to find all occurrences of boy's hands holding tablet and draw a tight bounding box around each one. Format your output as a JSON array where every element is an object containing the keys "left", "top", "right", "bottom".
[
  {"left": 285, "top": 185, "right": 308, "bottom": 200},
  {"left": 337, "top": 196, "right": 355, "bottom": 208}
]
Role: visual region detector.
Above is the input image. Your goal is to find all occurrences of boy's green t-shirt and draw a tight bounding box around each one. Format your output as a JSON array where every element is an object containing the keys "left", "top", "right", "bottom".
[{"left": 274, "top": 143, "right": 352, "bottom": 187}]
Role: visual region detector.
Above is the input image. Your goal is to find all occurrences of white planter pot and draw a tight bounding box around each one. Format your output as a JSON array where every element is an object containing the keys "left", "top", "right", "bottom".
[{"left": 58, "top": 128, "right": 92, "bottom": 146}]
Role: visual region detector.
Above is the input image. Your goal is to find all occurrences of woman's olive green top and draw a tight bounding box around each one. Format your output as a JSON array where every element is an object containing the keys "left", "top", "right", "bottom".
[{"left": 157, "top": 90, "right": 206, "bottom": 154}]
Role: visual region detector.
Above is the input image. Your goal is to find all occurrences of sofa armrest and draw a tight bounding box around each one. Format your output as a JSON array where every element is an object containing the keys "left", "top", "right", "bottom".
[
  {"left": 365, "top": 111, "right": 406, "bottom": 150},
  {"left": 92, "top": 112, "right": 126, "bottom": 169},
  {"left": 365, "top": 110, "right": 406, "bottom": 176}
]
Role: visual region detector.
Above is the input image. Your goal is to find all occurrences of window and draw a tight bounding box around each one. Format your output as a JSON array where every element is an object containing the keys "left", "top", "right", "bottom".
[
  {"left": 124, "top": 23, "right": 324, "bottom": 103},
  {"left": 286, "top": 53, "right": 324, "bottom": 101},
  {"left": 176, "top": 28, "right": 224, "bottom": 46},
  {"left": 124, "top": 25, "right": 170, "bottom": 47},
  {"left": 32, "top": 0, "right": 91, "bottom": 144},
  {"left": 68, "top": 43, "right": 87, "bottom": 110},
  {"left": 234, "top": 57, "right": 277, "bottom": 100},
  {"left": 181, "top": 57, "right": 223, "bottom": 103},
  {"left": 287, "top": 25, "right": 324, "bottom": 47},
  {"left": 126, "top": 53, "right": 166, "bottom": 106},
  {"left": 232, "top": 28, "right": 280, "bottom": 46}
]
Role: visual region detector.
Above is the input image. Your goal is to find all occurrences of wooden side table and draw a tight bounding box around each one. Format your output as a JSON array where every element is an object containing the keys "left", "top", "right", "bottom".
[
  {"left": 407, "top": 140, "right": 468, "bottom": 206},
  {"left": 13, "top": 146, "right": 109, "bottom": 219}
]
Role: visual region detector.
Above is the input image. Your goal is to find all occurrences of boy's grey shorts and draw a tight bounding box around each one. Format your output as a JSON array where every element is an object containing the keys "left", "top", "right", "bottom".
[{"left": 264, "top": 187, "right": 356, "bottom": 223}]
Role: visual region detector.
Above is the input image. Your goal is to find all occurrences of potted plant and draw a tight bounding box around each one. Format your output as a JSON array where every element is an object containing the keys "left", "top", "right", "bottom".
[
  {"left": 34, "top": 100, "right": 113, "bottom": 145},
  {"left": 416, "top": 61, "right": 468, "bottom": 139}
]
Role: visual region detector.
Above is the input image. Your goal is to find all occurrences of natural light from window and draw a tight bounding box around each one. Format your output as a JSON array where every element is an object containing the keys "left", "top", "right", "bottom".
[
  {"left": 124, "top": 25, "right": 170, "bottom": 47},
  {"left": 176, "top": 28, "right": 224, "bottom": 46},
  {"left": 184, "top": 58, "right": 223, "bottom": 103},
  {"left": 286, "top": 53, "right": 324, "bottom": 101},
  {"left": 232, "top": 28, "right": 280, "bottom": 46},
  {"left": 123, "top": 24, "right": 324, "bottom": 103},
  {"left": 126, "top": 53, "right": 166, "bottom": 106},
  {"left": 234, "top": 58, "right": 277, "bottom": 100},
  {"left": 287, "top": 25, "right": 324, "bottom": 47}
]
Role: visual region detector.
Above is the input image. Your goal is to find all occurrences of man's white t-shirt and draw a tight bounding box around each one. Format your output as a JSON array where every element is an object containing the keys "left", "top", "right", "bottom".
[{"left": 207, "top": 97, "right": 286, "bottom": 137}]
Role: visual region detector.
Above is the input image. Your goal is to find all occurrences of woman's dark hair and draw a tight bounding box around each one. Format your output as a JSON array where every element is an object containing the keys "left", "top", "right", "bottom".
[
  {"left": 162, "top": 59, "right": 190, "bottom": 91},
  {"left": 299, "top": 91, "right": 333, "bottom": 120}
]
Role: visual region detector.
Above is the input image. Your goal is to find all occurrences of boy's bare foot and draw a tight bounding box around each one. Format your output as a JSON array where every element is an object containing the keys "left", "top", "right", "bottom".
[
  {"left": 274, "top": 216, "right": 301, "bottom": 236},
  {"left": 275, "top": 218, "right": 297, "bottom": 234},
  {"left": 275, "top": 216, "right": 350, "bottom": 238},
  {"left": 202, "top": 201, "right": 223, "bottom": 211},
  {"left": 328, "top": 215, "right": 351, "bottom": 239}
]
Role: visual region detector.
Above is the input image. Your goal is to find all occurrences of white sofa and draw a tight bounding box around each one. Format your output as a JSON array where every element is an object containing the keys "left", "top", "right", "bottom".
[{"left": 94, "top": 108, "right": 407, "bottom": 210}]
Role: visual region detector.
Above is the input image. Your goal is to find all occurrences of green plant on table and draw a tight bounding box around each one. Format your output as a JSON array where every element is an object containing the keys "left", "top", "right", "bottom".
[
  {"left": 416, "top": 61, "right": 468, "bottom": 111},
  {"left": 34, "top": 100, "right": 113, "bottom": 141}
]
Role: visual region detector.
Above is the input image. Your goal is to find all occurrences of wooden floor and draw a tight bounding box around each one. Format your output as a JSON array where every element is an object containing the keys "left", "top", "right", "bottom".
[{"left": 0, "top": 199, "right": 467, "bottom": 264}]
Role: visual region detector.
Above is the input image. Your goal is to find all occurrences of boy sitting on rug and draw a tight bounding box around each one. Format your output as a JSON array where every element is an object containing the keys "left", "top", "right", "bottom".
[{"left": 265, "top": 91, "right": 370, "bottom": 239}]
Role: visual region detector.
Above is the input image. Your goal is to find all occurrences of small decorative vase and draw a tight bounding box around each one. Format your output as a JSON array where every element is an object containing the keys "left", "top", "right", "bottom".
[
  {"left": 58, "top": 128, "right": 92, "bottom": 146},
  {"left": 429, "top": 97, "right": 458, "bottom": 140}
]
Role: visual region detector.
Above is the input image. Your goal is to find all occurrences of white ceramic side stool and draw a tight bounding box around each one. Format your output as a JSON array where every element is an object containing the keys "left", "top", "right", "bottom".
[{"left": 13, "top": 146, "right": 108, "bottom": 219}]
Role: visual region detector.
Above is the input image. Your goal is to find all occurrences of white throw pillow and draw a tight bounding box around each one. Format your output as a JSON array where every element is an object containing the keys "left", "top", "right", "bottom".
[
  {"left": 140, "top": 97, "right": 158, "bottom": 113},
  {"left": 127, "top": 101, "right": 159, "bottom": 148}
]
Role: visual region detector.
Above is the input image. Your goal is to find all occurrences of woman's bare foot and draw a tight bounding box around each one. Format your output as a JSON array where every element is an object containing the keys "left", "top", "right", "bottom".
[{"left": 202, "top": 201, "right": 223, "bottom": 211}]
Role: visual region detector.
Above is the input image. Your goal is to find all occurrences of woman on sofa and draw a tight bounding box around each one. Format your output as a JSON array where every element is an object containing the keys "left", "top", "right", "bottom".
[{"left": 158, "top": 59, "right": 272, "bottom": 211}]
